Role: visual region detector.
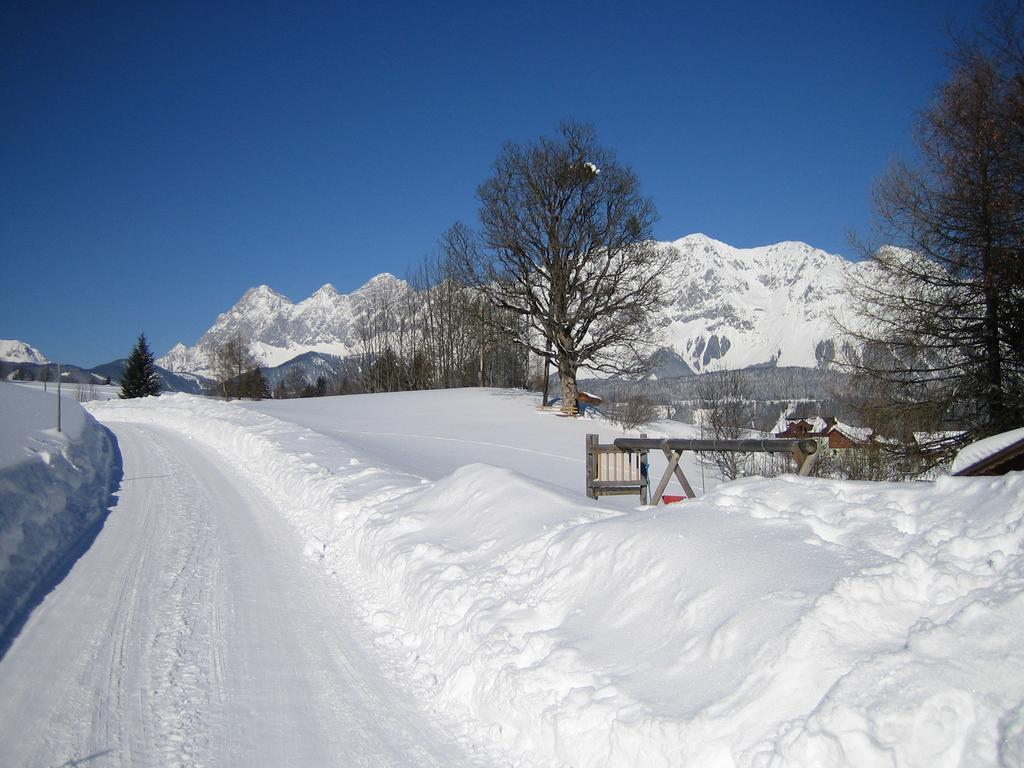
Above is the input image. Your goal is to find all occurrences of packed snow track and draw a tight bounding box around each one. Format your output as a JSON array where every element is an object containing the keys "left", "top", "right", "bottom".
[{"left": 0, "top": 422, "right": 479, "bottom": 768}]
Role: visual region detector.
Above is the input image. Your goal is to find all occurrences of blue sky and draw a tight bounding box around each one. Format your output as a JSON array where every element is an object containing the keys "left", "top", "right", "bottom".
[{"left": 2, "top": 1, "right": 985, "bottom": 367}]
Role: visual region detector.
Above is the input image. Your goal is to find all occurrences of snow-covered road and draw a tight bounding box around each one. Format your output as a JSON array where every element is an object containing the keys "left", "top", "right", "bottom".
[{"left": 0, "top": 422, "right": 479, "bottom": 768}]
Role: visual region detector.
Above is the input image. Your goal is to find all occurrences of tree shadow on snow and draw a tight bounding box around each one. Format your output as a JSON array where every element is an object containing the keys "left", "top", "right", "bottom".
[{"left": 53, "top": 749, "right": 117, "bottom": 767}]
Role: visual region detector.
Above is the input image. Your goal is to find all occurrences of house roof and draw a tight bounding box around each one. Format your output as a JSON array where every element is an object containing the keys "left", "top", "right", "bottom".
[
  {"left": 951, "top": 427, "right": 1024, "bottom": 476},
  {"left": 775, "top": 416, "right": 871, "bottom": 445}
]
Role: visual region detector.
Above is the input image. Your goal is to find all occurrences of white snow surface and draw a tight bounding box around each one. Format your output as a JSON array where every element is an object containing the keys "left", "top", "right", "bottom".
[
  {"left": 952, "top": 427, "right": 1024, "bottom": 474},
  {"left": 58, "top": 388, "right": 1024, "bottom": 767},
  {"left": 0, "top": 338, "right": 49, "bottom": 364},
  {"left": 0, "top": 383, "right": 118, "bottom": 640}
]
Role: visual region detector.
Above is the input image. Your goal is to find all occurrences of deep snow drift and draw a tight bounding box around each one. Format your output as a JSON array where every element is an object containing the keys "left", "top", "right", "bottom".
[
  {"left": 0, "top": 383, "right": 119, "bottom": 643},
  {"left": 85, "top": 389, "right": 1024, "bottom": 767}
]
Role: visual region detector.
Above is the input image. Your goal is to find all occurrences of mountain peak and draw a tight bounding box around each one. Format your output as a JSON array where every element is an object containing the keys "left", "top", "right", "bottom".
[
  {"left": 362, "top": 272, "right": 403, "bottom": 288},
  {"left": 241, "top": 284, "right": 291, "bottom": 303},
  {"left": 0, "top": 339, "right": 49, "bottom": 364},
  {"left": 312, "top": 283, "right": 340, "bottom": 298},
  {"left": 673, "top": 232, "right": 729, "bottom": 248}
]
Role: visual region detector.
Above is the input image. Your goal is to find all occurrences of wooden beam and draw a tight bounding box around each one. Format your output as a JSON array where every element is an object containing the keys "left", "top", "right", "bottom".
[
  {"left": 615, "top": 437, "right": 818, "bottom": 456},
  {"left": 586, "top": 434, "right": 598, "bottom": 499},
  {"left": 656, "top": 446, "right": 695, "bottom": 502},
  {"left": 670, "top": 457, "right": 696, "bottom": 498},
  {"left": 651, "top": 448, "right": 681, "bottom": 505}
]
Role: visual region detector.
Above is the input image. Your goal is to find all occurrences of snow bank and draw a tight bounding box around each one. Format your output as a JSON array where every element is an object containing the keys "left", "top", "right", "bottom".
[
  {"left": 0, "top": 384, "right": 119, "bottom": 642},
  {"left": 90, "top": 393, "right": 1024, "bottom": 767}
]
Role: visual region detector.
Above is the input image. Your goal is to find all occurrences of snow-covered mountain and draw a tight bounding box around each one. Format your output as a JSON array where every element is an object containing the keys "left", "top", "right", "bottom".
[
  {"left": 0, "top": 339, "right": 49, "bottom": 364},
  {"left": 159, "top": 235, "right": 873, "bottom": 377},
  {"left": 659, "top": 234, "right": 871, "bottom": 373},
  {"left": 158, "top": 274, "right": 409, "bottom": 377}
]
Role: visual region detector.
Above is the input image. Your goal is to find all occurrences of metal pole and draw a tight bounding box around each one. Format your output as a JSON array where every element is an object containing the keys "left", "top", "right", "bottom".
[{"left": 56, "top": 362, "right": 62, "bottom": 432}]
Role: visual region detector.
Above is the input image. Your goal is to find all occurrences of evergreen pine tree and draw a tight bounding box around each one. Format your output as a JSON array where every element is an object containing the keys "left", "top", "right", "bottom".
[{"left": 120, "top": 333, "right": 162, "bottom": 399}]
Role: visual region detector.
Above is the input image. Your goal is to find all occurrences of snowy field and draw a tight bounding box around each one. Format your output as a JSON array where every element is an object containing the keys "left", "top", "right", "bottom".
[
  {"left": 8, "top": 378, "right": 122, "bottom": 402},
  {"left": 2, "top": 386, "right": 1023, "bottom": 766}
]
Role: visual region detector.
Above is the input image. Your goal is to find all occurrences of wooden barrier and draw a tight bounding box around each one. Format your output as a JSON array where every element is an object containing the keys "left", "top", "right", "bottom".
[{"left": 586, "top": 434, "right": 820, "bottom": 504}]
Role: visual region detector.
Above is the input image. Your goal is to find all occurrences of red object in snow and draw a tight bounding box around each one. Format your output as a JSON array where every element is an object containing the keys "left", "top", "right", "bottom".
[{"left": 662, "top": 495, "right": 686, "bottom": 504}]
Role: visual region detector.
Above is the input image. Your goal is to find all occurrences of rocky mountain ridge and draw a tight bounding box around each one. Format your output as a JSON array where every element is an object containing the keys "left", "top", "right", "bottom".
[
  {"left": 157, "top": 235, "right": 872, "bottom": 378},
  {"left": 659, "top": 234, "right": 869, "bottom": 373},
  {"left": 0, "top": 340, "right": 50, "bottom": 365}
]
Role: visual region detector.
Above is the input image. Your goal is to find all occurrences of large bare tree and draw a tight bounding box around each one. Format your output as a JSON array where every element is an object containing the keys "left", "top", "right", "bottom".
[
  {"left": 446, "top": 121, "right": 673, "bottom": 410},
  {"left": 845, "top": 3, "right": 1024, "bottom": 457}
]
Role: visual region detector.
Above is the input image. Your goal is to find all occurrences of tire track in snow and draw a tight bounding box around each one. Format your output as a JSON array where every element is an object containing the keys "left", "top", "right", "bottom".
[
  {"left": 145, "top": 436, "right": 219, "bottom": 766},
  {"left": 2, "top": 417, "right": 491, "bottom": 768}
]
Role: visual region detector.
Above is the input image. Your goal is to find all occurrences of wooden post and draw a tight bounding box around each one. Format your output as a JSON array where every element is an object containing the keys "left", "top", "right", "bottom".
[
  {"left": 586, "top": 434, "right": 598, "bottom": 499},
  {"left": 541, "top": 339, "right": 552, "bottom": 407},
  {"left": 639, "top": 432, "right": 649, "bottom": 505},
  {"left": 794, "top": 440, "right": 820, "bottom": 476}
]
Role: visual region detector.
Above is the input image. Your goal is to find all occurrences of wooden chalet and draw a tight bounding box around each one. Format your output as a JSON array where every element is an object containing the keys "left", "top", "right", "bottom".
[{"left": 775, "top": 416, "right": 868, "bottom": 450}]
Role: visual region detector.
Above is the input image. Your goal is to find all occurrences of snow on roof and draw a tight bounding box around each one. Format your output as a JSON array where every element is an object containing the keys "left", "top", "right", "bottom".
[
  {"left": 951, "top": 426, "right": 1024, "bottom": 474},
  {"left": 914, "top": 430, "right": 966, "bottom": 444},
  {"left": 833, "top": 421, "right": 873, "bottom": 443}
]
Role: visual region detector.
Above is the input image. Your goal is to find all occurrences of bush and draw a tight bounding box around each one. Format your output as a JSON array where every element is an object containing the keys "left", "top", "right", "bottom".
[{"left": 608, "top": 394, "right": 660, "bottom": 430}]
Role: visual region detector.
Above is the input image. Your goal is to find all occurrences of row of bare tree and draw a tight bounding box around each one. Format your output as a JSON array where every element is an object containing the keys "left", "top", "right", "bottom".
[{"left": 352, "top": 256, "right": 530, "bottom": 394}]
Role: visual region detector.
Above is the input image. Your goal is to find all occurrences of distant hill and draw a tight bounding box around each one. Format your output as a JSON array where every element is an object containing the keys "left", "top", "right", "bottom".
[
  {"left": 1, "top": 359, "right": 210, "bottom": 394},
  {"left": 89, "top": 359, "right": 211, "bottom": 394},
  {"left": 259, "top": 351, "right": 362, "bottom": 390}
]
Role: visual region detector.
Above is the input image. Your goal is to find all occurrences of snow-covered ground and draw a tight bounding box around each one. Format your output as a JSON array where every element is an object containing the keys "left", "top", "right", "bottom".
[
  {"left": 0, "top": 383, "right": 119, "bottom": 644},
  {"left": 10, "top": 379, "right": 121, "bottom": 402},
  {"left": 25, "top": 389, "right": 1013, "bottom": 766}
]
